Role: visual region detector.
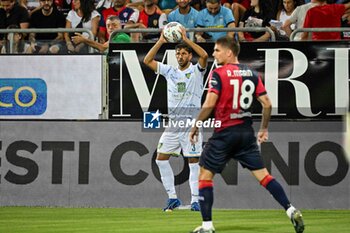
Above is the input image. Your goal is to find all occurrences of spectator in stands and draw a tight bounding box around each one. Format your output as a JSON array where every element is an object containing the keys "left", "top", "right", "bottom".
[
  {"left": 98, "top": 0, "right": 138, "bottom": 43},
  {"left": 0, "top": 0, "right": 30, "bottom": 31},
  {"left": 167, "top": 0, "right": 198, "bottom": 29},
  {"left": 19, "top": 0, "right": 41, "bottom": 15},
  {"left": 195, "top": 0, "right": 235, "bottom": 42},
  {"left": 95, "top": 0, "right": 113, "bottom": 13},
  {"left": 232, "top": 1, "right": 251, "bottom": 25},
  {"left": 105, "top": 16, "right": 131, "bottom": 43},
  {"left": 282, "top": 0, "right": 319, "bottom": 40},
  {"left": 191, "top": 0, "right": 205, "bottom": 10},
  {"left": 127, "top": 0, "right": 167, "bottom": 41},
  {"left": 0, "top": 0, "right": 30, "bottom": 49},
  {"left": 1, "top": 24, "right": 33, "bottom": 54},
  {"left": 238, "top": 0, "right": 273, "bottom": 42},
  {"left": 29, "top": 0, "right": 66, "bottom": 54},
  {"left": 158, "top": 0, "right": 177, "bottom": 14},
  {"left": 65, "top": 0, "right": 100, "bottom": 53},
  {"left": 272, "top": 0, "right": 303, "bottom": 40},
  {"left": 221, "top": 1, "right": 251, "bottom": 25},
  {"left": 301, "top": 0, "right": 350, "bottom": 40},
  {"left": 270, "top": 0, "right": 304, "bottom": 20},
  {"left": 72, "top": 15, "right": 130, "bottom": 53},
  {"left": 126, "top": 0, "right": 143, "bottom": 11}
]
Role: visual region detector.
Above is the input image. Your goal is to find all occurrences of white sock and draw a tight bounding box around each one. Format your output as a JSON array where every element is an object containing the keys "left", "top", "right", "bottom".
[
  {"left": 202, "top": 221, "right": 214, "bottom": 230},
  {"left": 286, "top": 205, "right": 296, "bottom": 219},
  {"left": 189, "top": 162, "right": 200, "bottom": 203},
  {"left": 156, "top": 160, "right": 177, "bottom": 199}
]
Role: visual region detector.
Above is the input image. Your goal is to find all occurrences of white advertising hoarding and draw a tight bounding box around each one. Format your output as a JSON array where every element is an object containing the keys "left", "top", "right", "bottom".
[{"left": 0, "top": 55, "right": 103, "bottom": 119}]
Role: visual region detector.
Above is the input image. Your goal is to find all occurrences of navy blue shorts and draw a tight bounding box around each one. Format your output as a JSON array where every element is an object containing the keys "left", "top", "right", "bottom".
[{"left": 200, "top": 124, "right": 265, "bottom": 174}]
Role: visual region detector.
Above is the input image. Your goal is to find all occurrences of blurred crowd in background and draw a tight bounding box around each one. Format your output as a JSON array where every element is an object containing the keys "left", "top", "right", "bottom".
[{"left": 0, "top": 0, "right": 349, "bottom": 54}]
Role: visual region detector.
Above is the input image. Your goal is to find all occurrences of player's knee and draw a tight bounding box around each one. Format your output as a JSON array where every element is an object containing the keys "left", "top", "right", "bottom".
[
  {"left": 188, "top": 157, "right": 199, "bottom": 163},
  {"left": 260, "top": 174, "right": 274, "bottom": 188},
  {"left": 156, "top": 153, "right": 170, "bottom": 161}
]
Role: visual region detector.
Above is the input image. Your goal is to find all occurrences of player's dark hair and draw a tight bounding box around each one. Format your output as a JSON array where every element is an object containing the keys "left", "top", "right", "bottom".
[
  {"left": 175, "top": 43, "right": 193, "bottom": 54},
  {"left": 215, "top": 36, "right": 240, "bottom": 56}
]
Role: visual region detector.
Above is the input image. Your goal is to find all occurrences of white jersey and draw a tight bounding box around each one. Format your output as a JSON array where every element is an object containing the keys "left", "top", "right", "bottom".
[{"left": 157, "top": 62, "right": 206, "bottom": 121}]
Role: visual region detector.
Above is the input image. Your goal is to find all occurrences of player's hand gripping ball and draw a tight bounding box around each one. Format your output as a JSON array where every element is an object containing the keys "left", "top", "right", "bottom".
[{"left": 163, "top": 22, "right": 184, "bottom": 43}]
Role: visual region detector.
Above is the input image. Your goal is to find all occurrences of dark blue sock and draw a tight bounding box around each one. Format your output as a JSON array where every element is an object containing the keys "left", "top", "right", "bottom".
[
  {"left": 265, "top": 179, "right": 291, "bottom": 210},
  {"left": 199, "top": 180, "right": 214, "bottom": 221}
]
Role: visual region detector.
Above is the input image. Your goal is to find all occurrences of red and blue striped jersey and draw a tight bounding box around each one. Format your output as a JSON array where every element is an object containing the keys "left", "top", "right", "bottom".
[{"left": 208, "top": 63, "right": 267, "bottom": 131}]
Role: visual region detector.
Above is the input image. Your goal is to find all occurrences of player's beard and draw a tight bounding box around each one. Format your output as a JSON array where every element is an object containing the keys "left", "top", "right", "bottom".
[{"left": 178, "top": 59, "right": 189, "bottom": 69}]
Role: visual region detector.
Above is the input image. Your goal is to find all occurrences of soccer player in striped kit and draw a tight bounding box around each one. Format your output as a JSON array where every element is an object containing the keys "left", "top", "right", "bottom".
[{"left": 189, "top": 37, "right": 304, "bottom": 233}]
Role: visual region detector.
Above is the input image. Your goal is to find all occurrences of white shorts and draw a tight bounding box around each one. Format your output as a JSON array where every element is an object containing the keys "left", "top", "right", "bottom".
[{"left": 157, "top": 127, "right": 203, "bottom": 157}]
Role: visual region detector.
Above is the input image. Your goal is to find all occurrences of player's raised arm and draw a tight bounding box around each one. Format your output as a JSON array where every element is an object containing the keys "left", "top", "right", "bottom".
[
  {"left": 180, "top": 27, "right": 208, "bottom": 69},
  {"left": 143, "top": 32, "right": 167, "bottom": 72}
]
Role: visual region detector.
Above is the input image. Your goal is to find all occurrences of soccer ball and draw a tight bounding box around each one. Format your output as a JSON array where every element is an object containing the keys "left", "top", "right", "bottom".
[{"left": 163, "top": 22, "right": 184, "bottom": 43}]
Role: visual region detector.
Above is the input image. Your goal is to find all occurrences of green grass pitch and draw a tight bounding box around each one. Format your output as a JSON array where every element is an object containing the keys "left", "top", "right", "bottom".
[{"left": 0, "top": 207, "right": 349, "bottom": 232}]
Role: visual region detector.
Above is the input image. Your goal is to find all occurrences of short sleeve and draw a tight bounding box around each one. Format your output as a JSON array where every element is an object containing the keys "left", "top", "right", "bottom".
[
  {"left": 18, "top": 6, "right": 29, "bottom": 24},
  {"left": 223, "top": 7, "right": 235, "bottom": 25},
  {"left": 167, "top": 11, "right": 175, "bottom": 22},
  {"left": 208, "top": 71, "right": 221, "bottom": 95},
  {"left": 159, "top": 13, "right": 168, "bottom": 28},
  {"left": 255, "top": 76, "right": 267, "bottom": 97},
  {"left": 129, "top": 9, "right": 139, "bottom": 23},
  {"left": 157, "top": 62, "right": 172, "bottom": 80},
  {"left": 91, "top": 10, "right": 101, "bottom": 19},
  {"left": 66, "top": 10, "right": 74, "bottom": 23},
  {"left": 196, "top": 10, "right": 204, "bottom": 27},
  {"left": 196, "top": 63, "right": 206, "bottom": 74}
]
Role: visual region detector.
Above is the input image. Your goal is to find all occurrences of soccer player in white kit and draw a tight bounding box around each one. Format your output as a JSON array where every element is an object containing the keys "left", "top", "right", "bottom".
[{"left": 143, "top": 27, "right": 208, "bottom": 211}]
